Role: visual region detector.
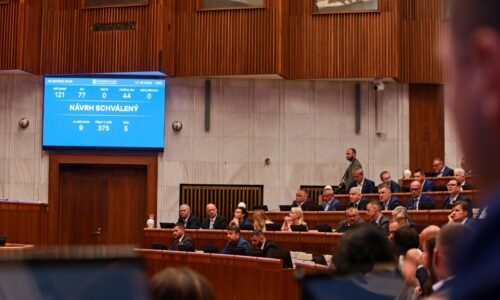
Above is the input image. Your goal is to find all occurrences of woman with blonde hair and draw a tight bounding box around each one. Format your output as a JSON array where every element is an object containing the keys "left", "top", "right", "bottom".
[
  {"left": 252, "top": 209, "right": 273, "bottom": 231},
  {"left": 281, "top": 207, "right": 307, "bottom": 231}
]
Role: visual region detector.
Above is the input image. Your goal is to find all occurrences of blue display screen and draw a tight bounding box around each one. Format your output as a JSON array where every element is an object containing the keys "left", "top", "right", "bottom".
[{"left": 43, "top": 77, "right": 166, "bottom": 151}]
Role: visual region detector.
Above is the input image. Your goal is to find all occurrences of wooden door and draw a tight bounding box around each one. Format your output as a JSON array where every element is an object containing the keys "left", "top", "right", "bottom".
[{"left": 59, "top": 164, "right": 147, "bottom": 245}]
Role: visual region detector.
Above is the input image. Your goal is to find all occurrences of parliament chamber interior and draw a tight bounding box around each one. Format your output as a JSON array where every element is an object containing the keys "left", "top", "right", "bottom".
[{"left": 0, "top": 0, "right": 476, "bottom": 299}]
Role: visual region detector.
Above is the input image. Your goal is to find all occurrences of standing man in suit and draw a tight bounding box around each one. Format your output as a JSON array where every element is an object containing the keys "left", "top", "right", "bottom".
[
  {"left": 338, "top": 148, "right": 362, "bottom": 193},
  {"left": 348, "top": 168, "right": 377, "bottom": 194},
  {"left": 432, "top": 158, "right": 454, "bottom": 177},
  {"left": 367, "top": 201, "right": 389, "bottom": 235},
  {"left": 442, "top": 179, "right": 473, "bottom": 216},
  {"left": 321, "top": 185, "right": 341, "bottom": 211},
  {"left": 447, "top": 2, "right": 500, "bottom": 297},
  {"left": 414, "top": 169, "right": 434, "bottom": 192},
  {"left": 169, "top": 223, "right": 194, "bottom": 251},
  {"left": 223, "top": 225, "right": 251, "bottom": 254},
  {"left": 249, "top": 230, "right": 278, "bottom": 256},
  {"left": 347, "top": 187, "right": 369, "bottom": 210},
  {"left": 377, "top": 185, "right": 402, "bottom": 210},
  {"left": 406, "top": 181, "right": 435, "bottom": 210},
  {"left": 201, "top": 203, "right": 228, "bottom": 229},
  {"left": 379, "top": 170, "right": 401, "bottom": 193},
  {"left": 335, "top": 207, "right": 364, "bottom": 233},
  {"left": 177, "top": 204, "right": 201, "bottom": 229},
  {"left": 291, "top": 189, "right": 316, "bottom": 211}
]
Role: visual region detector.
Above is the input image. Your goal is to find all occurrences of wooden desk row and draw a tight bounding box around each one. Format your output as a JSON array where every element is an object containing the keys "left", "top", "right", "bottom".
[
  {"left": 144, "top": 228, "right": 344, "bottom": 255},
  {"left": 333, "top": 190, "right": 480, "bottom": 208},
  {"left": 134, "top": 249, "right": 298, "bottom": 300},
  {"left": 398, "top": 176, "right": 478, "bottom": 188},
  {"left": 250, "top": 210, "right": 452, "bottom": 230}
]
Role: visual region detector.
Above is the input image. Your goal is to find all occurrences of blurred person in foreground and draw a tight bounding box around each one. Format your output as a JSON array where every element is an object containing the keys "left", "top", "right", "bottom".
[
  {"left": 150, "top": 267, "right": 215, "bottom": 300},
  {"left": 449, "top": 0, "right": 500, "bottom": 297}
]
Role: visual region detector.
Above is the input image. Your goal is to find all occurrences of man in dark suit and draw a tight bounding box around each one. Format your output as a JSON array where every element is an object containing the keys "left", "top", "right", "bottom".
[
  {"left": 223, "top": 225, "right": 251, "bottom": 254},
  {"left": 347, "top": 187, "right": 370, "bottom": 210},
  {"left": 377, "top": 185, "right": 402, "bottom": 210},
  {"left": 291, "top": 189, "right": 316, "bottom": 211},
  {"left": 177, "top": 204, "right": 201, "bottom": 229},
  {"left": 454, "top": 168, "right": 476, "bottom": 190},
  {"left": 446, "top": 3, "right": 500, "bottom": 297},
  {"left": 367, "top": 201, "right": 389, "bottom": 235},
  {"left": 414, "top": 169, "right": 434, "bottom": 192},
  {"left": 338, "top": 148, "right": 362, "bottom": 193},
  {"left": 169, "top": 223, "right": 194, "bottom": 251},
  {"left": 335, "top": 207, "right": 364, "bottom": 232},
  {"left": 320, "top": 186, "right": 341, "bottom": 211},
  {"left": 201, "top": 203, "right": 228, "bottom": 229},
  {"left": 405, "top": 181, "right": 435, "bottom": 210},
  {"left": 432, "top": 158, "right": 454, "bottom": 177},
  {"left": 379, "top": 171, "right": 401, "bottom": 193},
  {"left": 432, "top": 224, "right": 472, "bottom": 297},
  {"left": 442, "top": 179, "right": 473, "bottom": 216},
  {"left": 249, "top": 230, "right": 279, "bottom": 256},
  {"left": 448, "top": 201, "right": 475, "bottom": 226},
  {"left": 348, "top": 168, "right": 377, "bottom": 194}
]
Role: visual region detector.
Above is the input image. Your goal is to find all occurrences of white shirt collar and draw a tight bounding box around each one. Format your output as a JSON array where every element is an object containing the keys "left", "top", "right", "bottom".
[{"left": 432, "top": 276, "right": 455, "bottom": 293}]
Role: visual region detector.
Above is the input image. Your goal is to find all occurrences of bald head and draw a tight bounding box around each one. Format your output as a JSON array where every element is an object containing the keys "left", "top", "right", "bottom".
[
  {"left": 206, "top": 203, "right": 217, "bottom": 218},
  {"left": 179, "top": 204, "right": 191, "bottom": 219},
  {"left": 419, "top": 225, "right": 441, "bottom": 248}
]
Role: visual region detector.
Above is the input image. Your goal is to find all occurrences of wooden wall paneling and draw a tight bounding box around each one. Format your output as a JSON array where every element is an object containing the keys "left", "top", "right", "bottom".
[
  {"left": 409, "top": 84, "right": 444, "bottom": 172},
  {"left": 185, "top": 251, "right": 213, "bottom": 280},
  {"left": 401, "top": 0, "right": 445, "bottom": 83},
  {"left": 286, "top": 0, "right": 400, "bottom": 79},
  {"left": 232, "top": 256, "right": 260, "bottom": 300},
  {"left": 41, "top": 0, "right": 166, "bottom": 74},
  {"left": 174, "top": 0, "right": 280, "bottom": 76},
  {"left": 257, "top": 257, "right": 284, "bottom": 300},
  {"left": 0, "top": 0, "right": 20, "bottom": 70},
  {"left": 0, "top": 0, "right": 42, "bottom": 72}
]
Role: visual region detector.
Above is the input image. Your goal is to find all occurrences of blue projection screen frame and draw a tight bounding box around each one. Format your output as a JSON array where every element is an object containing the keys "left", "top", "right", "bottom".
[{"left": 42, "top": 77, "right": 165, "bottom": 151}]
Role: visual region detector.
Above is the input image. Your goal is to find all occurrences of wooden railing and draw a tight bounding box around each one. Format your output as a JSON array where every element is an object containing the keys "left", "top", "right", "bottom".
[
  {"left": 180, "top": 184, "right": 263, "bottom": 223},
  {"left": 134, "top": 249, "right": 298, "bottom": 300},
  {"left": 0, "top": 201, "right": 48, "bottom": 245},
  {"left": 144, "top": 228, "right": 344, "bottom": 255}
]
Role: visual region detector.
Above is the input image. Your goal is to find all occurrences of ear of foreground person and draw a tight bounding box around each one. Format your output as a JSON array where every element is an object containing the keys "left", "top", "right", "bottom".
[{"left": 448, "top": 0, "right": 500, "bottom": 299}]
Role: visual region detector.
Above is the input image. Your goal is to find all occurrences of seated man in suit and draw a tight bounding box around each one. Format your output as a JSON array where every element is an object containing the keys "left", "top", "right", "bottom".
[
  {"left": 454, "top": 168, "right": 475, "bottom": 190},
  {"left": 177, "top": 204, "right": 201, "bottom": 229},
  {"left": 414, "top": 169, "right": 434, "bottom": 192},
  {"left": 169, "top": 223, "right": 194, "bottom": 251},
  {"left": 432, "top": 224, "right": 472, "bottom": 297},
  {"left": 291, "top": 189, "right": 316, "bottom": 211},
  {"left": 335, "top": 207, "right": 364, "bottom": 233},
  {"left": 348, "top": 168, "right": 377, "bottom": 194},
  {"left": 223, "top": 225, "right": 251, "bottom": 254},
  {"left": 380, "top": 170, "right": 401, "bottom": 193},
  {"left": 442, "top": 179, "right": 473, "bottom": 216},
  {"left": 249, "top": 229, "right": 278, "bottom": 256},
  {"left": 378, "top": 185, "right": 402, "bottom": 210},
  {"left": 406, "top": 181, "right": 435, "bottom": 210},
  {"left": 433, "top": 157, "right": 454, "bottom": 177},
  {"left": 448, "top": 201, "right": 475, "bottom": 226},
  {"left": 201, "top": 203, "right": 228, "bottom": 229},
  {"left": 320, "top": 185, "right": 341, "bottom": 211},
  {"left": 347, "top": 187, "right": 369, "bottom": 210},
  {"left": 367, "top": 201, "right": 389, "bottom": 235}
]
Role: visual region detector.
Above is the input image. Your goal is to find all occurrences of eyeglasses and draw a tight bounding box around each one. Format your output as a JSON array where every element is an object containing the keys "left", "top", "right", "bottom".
[{"left": 382, "top": 177, "right": 391, "bottom": 180}]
